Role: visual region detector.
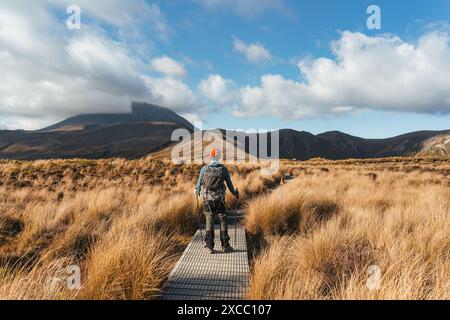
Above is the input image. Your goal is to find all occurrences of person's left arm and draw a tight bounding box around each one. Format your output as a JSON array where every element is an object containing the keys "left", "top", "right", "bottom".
[{"left": 223, "top": 167, "right": 237, "bottom": 196}]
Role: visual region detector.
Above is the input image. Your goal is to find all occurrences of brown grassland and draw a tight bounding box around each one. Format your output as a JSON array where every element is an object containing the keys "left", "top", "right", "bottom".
[{"left": 0, "top": 157, "right": 448, "bottom": 299}]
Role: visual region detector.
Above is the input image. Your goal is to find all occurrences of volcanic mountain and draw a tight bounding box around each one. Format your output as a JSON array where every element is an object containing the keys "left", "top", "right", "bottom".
[{"left": 0, "top": 102, "right": 193, "bottom": 159}]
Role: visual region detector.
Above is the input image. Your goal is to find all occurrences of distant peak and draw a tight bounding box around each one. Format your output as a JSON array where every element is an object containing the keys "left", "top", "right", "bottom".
[
  {"left": 38, "top": 101, "right": 193, "bottom": 132},
  {"left": 131, "top": 101, "right": 167, "bottom": 114},
  {"left": 320, "top": 130, "right": 346, "bottom": 136}
]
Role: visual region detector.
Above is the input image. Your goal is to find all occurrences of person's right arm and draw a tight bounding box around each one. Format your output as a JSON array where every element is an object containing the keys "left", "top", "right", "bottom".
[{"left": 223, "top": 167, "right": 238, "bottom": 196}]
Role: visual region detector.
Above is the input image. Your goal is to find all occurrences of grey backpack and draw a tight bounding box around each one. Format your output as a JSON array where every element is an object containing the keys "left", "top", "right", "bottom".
[{"left": 202, "top": 166, "right": 225, "bottom": 201}]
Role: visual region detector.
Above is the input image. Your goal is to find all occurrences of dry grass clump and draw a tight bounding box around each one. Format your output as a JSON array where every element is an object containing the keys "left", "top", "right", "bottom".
[
  {"left": 0, "top": 186, "right": 200, "bottom": 299},
  {"left": 246, "top": 183, "right": 339, "bottom": 236},
  {"left": 78, "top": 229, "right": 175, "bottom": 300},
  {"left": 0, "top": 216, "right": 25, "bottom": 245},
  {"left": 249, "top": 232, "right": 375, "bottom": 299},
  {"left": 0, "top": 258, "right": 80, "bottom": 299},
  {"left": 225, "top": 170, "right": 281, "bottom": 206},
  {"left": 246, "top": 167, "right": 450, "bottom": 300}
]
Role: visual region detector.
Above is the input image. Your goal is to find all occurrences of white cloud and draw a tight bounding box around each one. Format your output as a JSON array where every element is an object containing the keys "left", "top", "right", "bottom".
[
  {"left": 198, "top": 75, "right": 236, "bottom": 105},
  {"left": 0, "top": 3, "right": 150, "bottom": 123},
  {"left": 46, "top": 0, "right": 172, "bottom": 40},
  {"left": 146, "top": 3, "right": 173, "bottom": 41},
  {"left": 151, "top": 56, "right": 186, "bottom": 78},
  {"left": 203, "top": 31, "right": 450, "bottom": 119},
  {"left": 233, "top": 37, "right": 272, "bottom": 64},
  {"left": 194, "top": 0, "right": 293, "bottom": 18},
  {"left": 298, "top": 31, "right": 450, "bottom": 114},
  {"left": 143, "top": 76, "right": 203, "bottom": 113},
  {"left": 0, "top": 1, "right": 199, "bottom": 130},
  {"left": 66, "top": 34, "right": 150, "bottom": 96},
  {"left": 236, "top": 74, "right": 316, "bottom": 118}
]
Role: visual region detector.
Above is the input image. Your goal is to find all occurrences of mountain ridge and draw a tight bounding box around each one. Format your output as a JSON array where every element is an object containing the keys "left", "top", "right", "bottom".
[{"left": 0, "top": 103, "right": 449, "bottom": 160}]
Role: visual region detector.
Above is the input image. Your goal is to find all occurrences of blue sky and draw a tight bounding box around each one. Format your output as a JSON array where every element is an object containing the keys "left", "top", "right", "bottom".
[
  {"left": 156, "top": 0, "right": 450, "bottom": 137},
  {"left": 0, "top": 0, "right": 449, "bottom": 138}
]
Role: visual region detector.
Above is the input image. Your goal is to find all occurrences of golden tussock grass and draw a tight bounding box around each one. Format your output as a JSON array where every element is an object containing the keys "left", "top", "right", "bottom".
[
  {"left": 0, "top": 187, "right": 193, "bottom": 299},
  {"left": 246, "top": 165, "right": 450, "bottom": 300},
  {"left": 0, "top": 157, "right": 448, "bottom": 299}
]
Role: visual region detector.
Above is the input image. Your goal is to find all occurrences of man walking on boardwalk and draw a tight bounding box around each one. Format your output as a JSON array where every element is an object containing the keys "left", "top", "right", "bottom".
[{"left": 195, "top": 148, "right": 239, "bottom": 254}]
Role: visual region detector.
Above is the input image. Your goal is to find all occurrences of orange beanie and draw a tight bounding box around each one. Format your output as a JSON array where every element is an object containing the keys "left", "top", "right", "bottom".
[{"left": 210, "top": 148, "right": 220, "bottom": 158}]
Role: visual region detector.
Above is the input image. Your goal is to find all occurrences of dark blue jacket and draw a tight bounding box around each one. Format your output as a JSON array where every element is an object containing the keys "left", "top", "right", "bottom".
[{"left": 195, "top": 161, "right": 237, "bottom": 196}]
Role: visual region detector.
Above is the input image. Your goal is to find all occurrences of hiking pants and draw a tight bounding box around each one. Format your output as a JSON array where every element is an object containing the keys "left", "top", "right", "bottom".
[{"left": 203, "top": 199, "right": 230, "bottom": 248}]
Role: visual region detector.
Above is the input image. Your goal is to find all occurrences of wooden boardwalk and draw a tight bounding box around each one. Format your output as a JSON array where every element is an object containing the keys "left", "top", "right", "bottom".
[{"left": 163, "top": 211, "right": 249, "bottom": 300}]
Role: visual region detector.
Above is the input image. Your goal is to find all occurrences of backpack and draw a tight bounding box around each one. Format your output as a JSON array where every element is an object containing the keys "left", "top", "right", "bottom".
[{"left": 202, "top": 166, "right": 225, "bottom": 201}]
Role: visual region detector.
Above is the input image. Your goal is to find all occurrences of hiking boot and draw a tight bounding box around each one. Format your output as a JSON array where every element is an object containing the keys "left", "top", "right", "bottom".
[
  {"left": 204, "top": 230, "right": 215, "bottom": 250},
  {"left": 204, "top": 245, "right": 214, "bottom": 254},
  {"left": 222, "top": 245, "right": 233, "bottom": 253},
  {"left": 219, "top": 230, "right": 230, "bottom": 248}
]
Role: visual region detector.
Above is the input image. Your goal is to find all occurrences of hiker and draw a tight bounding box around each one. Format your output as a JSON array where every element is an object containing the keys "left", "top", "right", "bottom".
[{"left": 195, "top": 148, "right": 239, "bottom": 254}]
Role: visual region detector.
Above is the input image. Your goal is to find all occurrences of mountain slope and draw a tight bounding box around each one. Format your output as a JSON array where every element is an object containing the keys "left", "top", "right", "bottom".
[
  {"left": 416, "top": 133, "right": 450, "bottom": 156},
  {"left": 280, "top": 129, "right": 450, "bottom": 160},
  {"left": 39, "top": 101, "right": 193, "bottom": 132},
  {"left": 0, "top": 102, "right": 192, "bottom": 160},
  {"left": 317, "top": 130, "right": 450, "bottom": 158}
]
